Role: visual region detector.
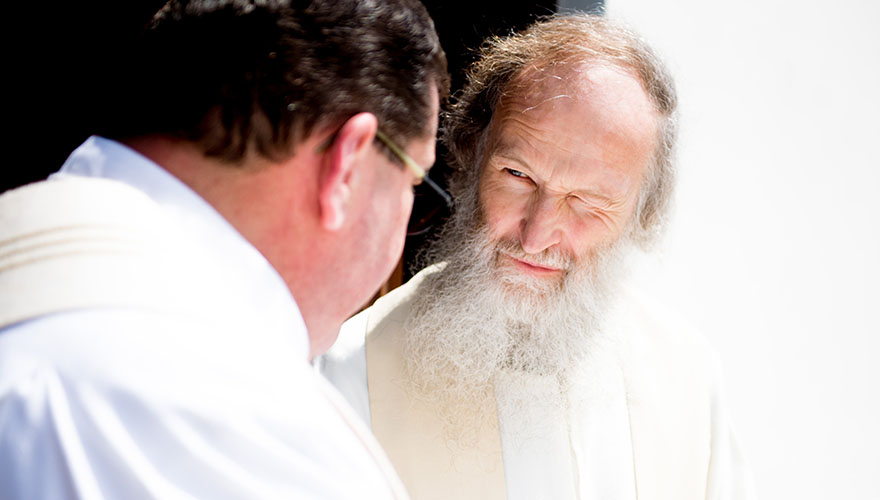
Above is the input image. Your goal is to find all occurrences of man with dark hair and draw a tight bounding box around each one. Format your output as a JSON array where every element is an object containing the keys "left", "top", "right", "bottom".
[
  {"left": 319, "top": 14, "right": 754, "bottom": 499},
  {"left": 0, "top": 1, "right": 447, "bottom": 498}
]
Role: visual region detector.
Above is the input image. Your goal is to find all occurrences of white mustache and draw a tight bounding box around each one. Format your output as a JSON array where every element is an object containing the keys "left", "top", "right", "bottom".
[{"left": 494, "top": 239, "right": 573, "bottom": 272}]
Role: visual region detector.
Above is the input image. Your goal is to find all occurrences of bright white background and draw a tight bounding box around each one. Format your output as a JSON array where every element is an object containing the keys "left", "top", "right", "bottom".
[{"left": 597, "top": 1, "right": 880, "bottom": 498}]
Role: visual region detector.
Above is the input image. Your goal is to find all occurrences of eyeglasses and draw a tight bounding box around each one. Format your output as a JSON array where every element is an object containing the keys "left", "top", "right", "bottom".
[
  {"left": 317, "top": 126, "right": 454, "bottom": 236},
  {"left": 374, "top": 129, "right": 453, "bottom": 211}
]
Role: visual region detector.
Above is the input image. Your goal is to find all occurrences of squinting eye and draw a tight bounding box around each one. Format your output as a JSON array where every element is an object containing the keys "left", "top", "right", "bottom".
[
  {"left": 569, "top": 195, "right": 589, "bottom": 208},
  {"left": 505, "top": 168, "right": 527, "bottom": 179}
]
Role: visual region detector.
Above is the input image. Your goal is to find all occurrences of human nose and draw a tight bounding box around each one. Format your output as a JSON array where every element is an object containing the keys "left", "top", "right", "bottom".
[{"left": 519, "top": 193, "right": 563, "bottom": 254}]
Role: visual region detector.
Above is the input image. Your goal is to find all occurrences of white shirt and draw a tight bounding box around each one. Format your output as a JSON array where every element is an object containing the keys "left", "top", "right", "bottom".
[{"left": 0, "top": 137, "right": 405, "bottom": 499}]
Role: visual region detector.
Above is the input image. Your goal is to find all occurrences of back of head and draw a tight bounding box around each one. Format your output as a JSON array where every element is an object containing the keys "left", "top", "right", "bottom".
[
  {"left": 444, "top": 14, "right": 677, "bottom": 248},
  {"left": 104, "top": 0, "right": 449, "bottom": 163}
]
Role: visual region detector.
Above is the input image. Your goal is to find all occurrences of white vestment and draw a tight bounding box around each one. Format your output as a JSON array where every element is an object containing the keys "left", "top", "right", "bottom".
[
  {"left": 0, "top": 137, "right": 406, "bottom": 499},
  {"left": 318, "top": 265, "right": 755, "bottom": 500}
]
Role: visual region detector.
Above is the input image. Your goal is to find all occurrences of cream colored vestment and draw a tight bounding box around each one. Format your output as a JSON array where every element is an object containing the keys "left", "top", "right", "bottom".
[{"left": 319, "top": 266, "right": 756, "bottom": 500}]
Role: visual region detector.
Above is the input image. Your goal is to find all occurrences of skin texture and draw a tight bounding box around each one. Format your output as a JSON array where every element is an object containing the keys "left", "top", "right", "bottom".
[
  {"left": 478, "top": 63, "right": 660, "bottom": 285},
  {"left": 129, "top": 87, "right": 439, "bottom": 360},
  {"left": 291, "top": 95, "right": 438, "bottom": 359},
  {"left": 349, "top": 100, "right": 439, "bottom": 320}
]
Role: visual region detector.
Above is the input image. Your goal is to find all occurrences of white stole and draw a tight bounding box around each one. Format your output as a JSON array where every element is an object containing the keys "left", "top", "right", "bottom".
[
  {"left": 0, "top": 176, "right": 181, "bottom": 329},
  {"left": 359, "top": 269, "right": 716, "bottom": 500},
  {"left": 364, "top": 275, "right": 507, "bottom": 500}
]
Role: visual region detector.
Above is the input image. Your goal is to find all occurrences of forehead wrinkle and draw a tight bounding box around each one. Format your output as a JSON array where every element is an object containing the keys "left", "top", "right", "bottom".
[
  {"left": 489, "top": 129, "right": 631, "bottom": 205},
  {"left": 492, "top": 112, "right": 573, "bottom": 156},
  {"left": 488, "top": 71, "right": 652, "bottom": 204},
  {"left": 490, "top": 105, "right": 620, "bottom": 180}
]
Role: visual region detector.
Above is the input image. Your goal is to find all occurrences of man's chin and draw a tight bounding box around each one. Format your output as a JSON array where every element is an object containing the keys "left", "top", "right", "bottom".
[
  {"left": 494, "top": 267, "right": 565, "bottom": 312},
  {"left": 491, "top": 247, "right": 571, "bottom": 292}
]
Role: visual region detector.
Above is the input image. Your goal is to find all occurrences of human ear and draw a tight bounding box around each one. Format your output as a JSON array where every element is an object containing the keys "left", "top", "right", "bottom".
[{"left": 317, "top": 112, "right": 378, "bottom": 231}]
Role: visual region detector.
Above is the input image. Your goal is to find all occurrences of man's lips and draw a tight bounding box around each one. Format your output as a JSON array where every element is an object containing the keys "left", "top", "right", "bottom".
[{"left": 500, "top": 253, "right": 563, "bottom": 275}]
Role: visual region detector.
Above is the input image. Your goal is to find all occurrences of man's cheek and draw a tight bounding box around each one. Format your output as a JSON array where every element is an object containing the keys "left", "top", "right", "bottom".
[{"left": 481, "top": 206, "right": 514, "bottom": 242}]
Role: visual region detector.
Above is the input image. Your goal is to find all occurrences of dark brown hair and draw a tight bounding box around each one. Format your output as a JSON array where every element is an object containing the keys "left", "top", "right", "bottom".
[{"left": 105, "top": 0, "right": 449, "bottom": 163}]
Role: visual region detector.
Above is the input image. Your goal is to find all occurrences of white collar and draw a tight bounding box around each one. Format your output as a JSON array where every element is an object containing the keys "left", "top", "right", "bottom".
[{"left": 54, "top": 136, "right": 310, "bottom": 360}]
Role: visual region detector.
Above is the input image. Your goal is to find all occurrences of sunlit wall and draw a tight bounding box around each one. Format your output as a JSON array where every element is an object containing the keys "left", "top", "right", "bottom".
[{"left": 601, "top": 1, "right": 880, "bottom": 498}]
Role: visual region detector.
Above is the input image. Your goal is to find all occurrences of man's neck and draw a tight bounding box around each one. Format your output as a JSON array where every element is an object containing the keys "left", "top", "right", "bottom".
[{"left": 124, "top": 135, "right": 348, "bottom": 362}]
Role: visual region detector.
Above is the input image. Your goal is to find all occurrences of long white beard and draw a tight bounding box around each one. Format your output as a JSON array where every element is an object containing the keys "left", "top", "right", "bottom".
[{"left": 402, "top": 204, "right": 631, "bottom": 440}]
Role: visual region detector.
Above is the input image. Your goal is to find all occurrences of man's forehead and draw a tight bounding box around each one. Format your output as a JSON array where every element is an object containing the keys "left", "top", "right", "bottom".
[
  {"left": 488, "top": 61, "right": 660, "bottom": 162},
  {"left": 479, "top": 60, "right": 659, "bottom": 201},
  {"left": 503, "top": 61, "right": 649, "bottom": 116}
]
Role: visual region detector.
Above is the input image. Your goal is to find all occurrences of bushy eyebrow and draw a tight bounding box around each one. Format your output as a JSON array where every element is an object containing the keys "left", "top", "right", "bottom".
[
  {"left": 490, "top": 146, "right": 531, "bottom": 171},
  {"left": 488, "top": 143, "right": 621, "bottom": 206}
]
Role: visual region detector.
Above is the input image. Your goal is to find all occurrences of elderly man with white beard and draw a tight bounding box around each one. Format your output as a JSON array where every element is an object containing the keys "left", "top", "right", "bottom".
[{"left": 318, "top": 14, "right": 755, "bottom": 500}]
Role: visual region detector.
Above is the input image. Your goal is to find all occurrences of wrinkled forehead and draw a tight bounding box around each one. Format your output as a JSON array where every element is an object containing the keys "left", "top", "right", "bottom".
[{"left": 483, "top": 62, "right": 660, "bottom": 172}]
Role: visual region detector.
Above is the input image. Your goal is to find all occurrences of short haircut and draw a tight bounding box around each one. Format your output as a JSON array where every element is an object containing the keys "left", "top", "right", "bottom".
[
  {"left": 443, "top": 14, "right": 677, "bottom": 248},
  {"left": 104, "top": 0, "right": 449, "bottom": 163}
]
